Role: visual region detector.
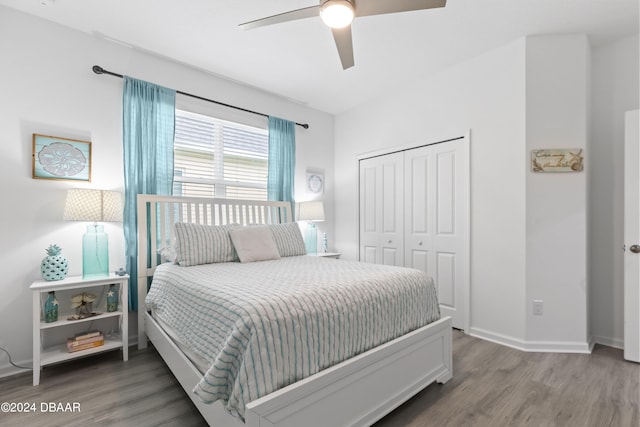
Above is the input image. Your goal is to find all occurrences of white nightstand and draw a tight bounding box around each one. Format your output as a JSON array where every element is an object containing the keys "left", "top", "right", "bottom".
[
  {"left": 30, "top": 274, "right": 129, "bottom": 386},
  {"left": 310, "top": 252, "right": 341, "bottom": 259}
]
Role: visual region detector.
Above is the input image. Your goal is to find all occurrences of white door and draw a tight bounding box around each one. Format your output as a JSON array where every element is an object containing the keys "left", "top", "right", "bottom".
[
  {"left": 359, "top": 152, "right": 404, "bottom": 266},
  {"left": 624, "top": 109, "right": 640, "bottom": 363},
  {"left": 404, "top": 139, "right": 469, "bottom": 330}
]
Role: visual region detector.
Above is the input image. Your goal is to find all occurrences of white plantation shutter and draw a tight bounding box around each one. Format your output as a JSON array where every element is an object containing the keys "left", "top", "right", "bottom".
[{"left": 173, "top": 109, "right": 268, "bottom": 200}]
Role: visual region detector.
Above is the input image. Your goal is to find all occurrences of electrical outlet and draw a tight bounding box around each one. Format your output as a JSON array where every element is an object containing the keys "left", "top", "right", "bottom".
[{"left": 533, "top": 300, "right": 544, "bottom": 316}]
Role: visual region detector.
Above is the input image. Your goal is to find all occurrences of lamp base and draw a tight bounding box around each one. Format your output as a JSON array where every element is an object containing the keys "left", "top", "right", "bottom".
[
  {"left": 305, "top": 222, "right": 318, "bottom": 255},
  {"left": 83, "top": 224, "right": 109, "bottom": 278}
]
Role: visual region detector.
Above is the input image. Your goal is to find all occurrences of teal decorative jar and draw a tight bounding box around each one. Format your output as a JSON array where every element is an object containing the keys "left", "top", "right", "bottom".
[
  {"left": 106, "top": 284, "right": 118, "bottom": 312},
  {"left": 44, "top": 291, "right": 59, "bottom": 323},
  {"left": 40, "top": 244, "right": 69, "bottom": 281}
]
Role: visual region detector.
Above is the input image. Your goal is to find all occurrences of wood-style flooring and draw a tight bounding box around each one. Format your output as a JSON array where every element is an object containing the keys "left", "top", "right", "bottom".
[{"left": 1, "top": 330, "right": 638, "bottom": 426}]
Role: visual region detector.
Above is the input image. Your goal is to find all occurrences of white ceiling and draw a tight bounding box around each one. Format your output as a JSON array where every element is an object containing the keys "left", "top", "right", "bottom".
[{"left": 1, "top": 0, "right": 638, "bottom": 114}]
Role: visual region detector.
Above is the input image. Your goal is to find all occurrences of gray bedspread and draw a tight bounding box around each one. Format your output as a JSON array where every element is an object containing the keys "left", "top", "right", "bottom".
[{"left": 146, "top": 256, "right": 440, "bottom": 419}]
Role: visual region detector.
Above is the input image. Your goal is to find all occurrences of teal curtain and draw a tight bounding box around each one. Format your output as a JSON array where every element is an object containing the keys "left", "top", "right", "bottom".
[
  {"left": 123, "top": 77, "right": 175, "bottom": 311},
  {"left": 267, "top": 117, "right": 296, "bottom": 219}
]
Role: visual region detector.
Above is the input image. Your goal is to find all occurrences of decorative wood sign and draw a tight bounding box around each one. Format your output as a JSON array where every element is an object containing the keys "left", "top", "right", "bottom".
[{"left": 531, "top": 149, "right": 584, "bottom": 173}]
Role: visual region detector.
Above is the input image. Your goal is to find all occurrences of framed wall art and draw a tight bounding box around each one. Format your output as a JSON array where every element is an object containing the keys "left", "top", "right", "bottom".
[
  {"left": 531, "top": 148, "right": 584, "bottom": 173},
  {"left": 306, "top": 170, "right": 324, "bottom": 195},
  {"left": 32, "top": 134, "right": 92, "bottom": 182}
]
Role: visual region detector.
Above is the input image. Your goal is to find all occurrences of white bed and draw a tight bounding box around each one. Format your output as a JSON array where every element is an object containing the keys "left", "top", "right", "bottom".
[{"left": 137, "top": 194, "right": 452, "bottom": 427}]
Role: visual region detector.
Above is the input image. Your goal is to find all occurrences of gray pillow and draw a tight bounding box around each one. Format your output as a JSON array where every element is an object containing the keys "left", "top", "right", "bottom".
[{"left": 229, "top": 226, "right": 281, "bottom": 263}]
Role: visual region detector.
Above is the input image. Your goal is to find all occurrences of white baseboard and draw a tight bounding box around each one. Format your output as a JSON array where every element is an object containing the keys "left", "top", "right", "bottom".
[
  {"left": 591, "top": 335, "right": 624, "bottom": 350},
  {"left": 469, "top": 327, "right": 592, "bottom": 353},
  {"left": 0, "top": 359, "right": 32, "bottom": 380},
  {"left": 3, "top": 329, "right": 611, "bottom": 379}
]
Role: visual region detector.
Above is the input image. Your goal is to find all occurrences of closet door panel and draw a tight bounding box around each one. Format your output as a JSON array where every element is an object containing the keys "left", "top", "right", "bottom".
[
  {"left": 436, "top": 151, "right": 455, "bottom": 235},
  {"left": 359, "top": 153, "right": 403, "bottom": 265},
  {"left": 404, "top": 140, "right": 468, "bottom": 330},
  {"left": 362, "top": 246, "right": 377, "bottom": 264},
  {"left": 436, "top": 251, "right": 456, "bottom": 308},
  {"left": 432, "top": 143, "right": 467, "bottom": 329},
  {"left": 409, "top": 249, "right": 430, "bottom": 275},
  {"left": 359, "top": 158, "right": 380, "bottom": 263},
  {"left": 404, "top": 146, "right": 436, "bottom": 277},
  {"left": 380, "top": 153, "right": 404, "bottom": 266},
  {"left": 362, "top": 167, "right": 377, "bottom": 233},
  {"left": 408, "top": 155, "right": 429, "bottom": 234}
]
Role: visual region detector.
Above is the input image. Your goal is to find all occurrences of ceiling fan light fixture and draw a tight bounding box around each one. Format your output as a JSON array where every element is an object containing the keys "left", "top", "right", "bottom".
[{"left": 320, "top": 0, "right": 355, "bottom": 29}]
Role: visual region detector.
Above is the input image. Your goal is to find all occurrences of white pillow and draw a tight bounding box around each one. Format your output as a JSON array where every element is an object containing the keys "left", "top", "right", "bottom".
[
  {"left": 270, "top": 223, "right": 306, "bottom": 257},
  {"left": 174, "top": 222, "right": 237, "bottom": 266},
  {"left": 229, "top": 226, "right": 281, "bottom": 263}
]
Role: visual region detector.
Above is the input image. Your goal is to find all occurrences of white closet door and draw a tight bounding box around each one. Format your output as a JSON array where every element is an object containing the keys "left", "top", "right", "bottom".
[
  {"left": 359, "top": 152, "right": 404, "bottom": 266},
  {"left": 624, "top": 110, "right": 640, "bottom": 362},
  {"left": 404, "top": 140, "right": 468, "bottom": 330}
]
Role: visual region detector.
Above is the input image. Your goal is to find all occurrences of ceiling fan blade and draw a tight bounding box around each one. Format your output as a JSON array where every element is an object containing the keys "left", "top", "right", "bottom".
[
  {"left": 331, "top": 26, "right": 355, "bottom": 70},
  {"left": 239, "top": 6, "right": 320, "bottom": 31},
  {"left": 355, "top": 0, "right": 446, "bottom": 17}
]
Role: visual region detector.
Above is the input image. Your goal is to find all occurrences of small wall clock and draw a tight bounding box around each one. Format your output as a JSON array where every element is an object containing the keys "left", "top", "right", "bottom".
[{"left": 306, "top": 172, "right": 324, "bottom": 194}]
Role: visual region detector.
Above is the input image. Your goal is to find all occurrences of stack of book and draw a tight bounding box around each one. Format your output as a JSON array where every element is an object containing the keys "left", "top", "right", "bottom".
[{"left": 67, "top": 330, "right": 104, "bottom": 353}]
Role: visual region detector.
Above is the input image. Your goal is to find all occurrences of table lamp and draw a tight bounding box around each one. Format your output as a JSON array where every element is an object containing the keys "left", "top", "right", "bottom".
[
  {"left": 63, "top": 189, "right": 123, "bottom": 278},
  {"left": 297, "top": 201, "right": 325, "bottom": 255}
]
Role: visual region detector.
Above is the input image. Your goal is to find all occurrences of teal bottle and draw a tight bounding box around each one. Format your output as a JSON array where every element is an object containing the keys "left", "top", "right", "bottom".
[
  {"left": 44, "top": 291, "right": 59, "bottom": 323},
  {"left": 106, "top": 284, "right": 118, "bottom": 312}
]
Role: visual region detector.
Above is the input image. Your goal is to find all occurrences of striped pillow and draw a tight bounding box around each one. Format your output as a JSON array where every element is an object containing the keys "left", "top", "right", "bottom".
[
  {"left": 174, "top": 222, "right": 237, "bottom": 266},
  {"left": 270, "top": 223, "right": 307, "bottom": 257}
]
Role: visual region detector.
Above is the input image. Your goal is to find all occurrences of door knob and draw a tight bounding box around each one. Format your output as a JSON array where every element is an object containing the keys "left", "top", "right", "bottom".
[{"left": 631, "top": 244, "right": 640, "bottom": 254}]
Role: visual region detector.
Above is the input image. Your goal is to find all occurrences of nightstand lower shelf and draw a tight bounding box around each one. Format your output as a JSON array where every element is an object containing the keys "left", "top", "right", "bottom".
[{"left": 41, "top": 338, "right": 124, "bottom": 366}]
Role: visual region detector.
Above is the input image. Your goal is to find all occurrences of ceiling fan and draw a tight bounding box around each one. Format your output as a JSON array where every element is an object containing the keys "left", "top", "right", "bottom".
[{"left": 239, "top": 0, "right": 447, "bottom": 70}]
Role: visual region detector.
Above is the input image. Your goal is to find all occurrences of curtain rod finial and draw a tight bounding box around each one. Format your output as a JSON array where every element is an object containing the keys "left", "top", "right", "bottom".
[{"left": 92, "top": 65, "right": 104, "bottom": 74}]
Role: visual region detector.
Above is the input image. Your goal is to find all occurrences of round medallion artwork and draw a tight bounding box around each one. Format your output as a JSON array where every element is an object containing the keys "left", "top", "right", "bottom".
[
  {"left": 307, "top": 173, "right": 324, "bottom": 194},
  {"left": 38, "top": 142, "right": 87, "bottom": 177}
]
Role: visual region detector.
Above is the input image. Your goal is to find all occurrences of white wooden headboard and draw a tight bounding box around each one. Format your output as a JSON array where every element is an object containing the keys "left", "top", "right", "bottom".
[{"left": 136, "top": 194, "right": 293, "bottom": 347}]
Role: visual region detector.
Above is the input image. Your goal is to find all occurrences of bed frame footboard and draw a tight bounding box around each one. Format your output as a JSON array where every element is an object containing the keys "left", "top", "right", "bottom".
[{"left": 146, "top": 310, "right": 451, "bottom": 427}]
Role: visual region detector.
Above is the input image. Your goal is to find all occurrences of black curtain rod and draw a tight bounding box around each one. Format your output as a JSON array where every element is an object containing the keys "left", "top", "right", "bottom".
[{"left": 92, "top": 65, "right": 309, "bottom": 129}]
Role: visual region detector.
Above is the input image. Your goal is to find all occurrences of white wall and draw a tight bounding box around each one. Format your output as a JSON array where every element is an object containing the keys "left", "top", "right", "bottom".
[
  {"left": 336, "top": 32, "right": 639, "bottom": 351},
  {"left": 335, "top": 39, "right": 529, "bottom": 344},
  {"left": 524, "top": 35, "right": 590, "bottom": 349},
  {"left": 589, "top": 34, "right": 640, "bottom": 349},
  {"left": 0, "top": 6, "right": 334, "bottom": 377}
]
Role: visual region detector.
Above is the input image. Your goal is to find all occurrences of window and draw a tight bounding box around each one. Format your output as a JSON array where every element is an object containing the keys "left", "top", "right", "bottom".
[{"left": 173, "top": 109, "right": 268, "bottom": 200}]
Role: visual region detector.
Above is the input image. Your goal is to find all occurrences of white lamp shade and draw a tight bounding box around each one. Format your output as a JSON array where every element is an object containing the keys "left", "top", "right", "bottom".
[
  {"left": 63, "top": 189, "right": 123, "bottom": 222},
  {"left": 101, "top": 191, "right": 123, "bottom": 222},
  {"left": 297, "top": 201, "right": 325, "bottom": 222}
]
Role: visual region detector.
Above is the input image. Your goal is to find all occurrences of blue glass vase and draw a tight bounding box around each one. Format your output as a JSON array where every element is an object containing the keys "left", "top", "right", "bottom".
[
  {"left": 305, "top": 222, "right": 318, "bottom": 255},
  {"left": 44, "top": 291, "right": 59, "bottom": 323},
  {"left": 106, "top": 284, "right": 118, "bottom": 312},
  {"left": 83, "top": 224, "right": 109, "bottom": 278}
]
